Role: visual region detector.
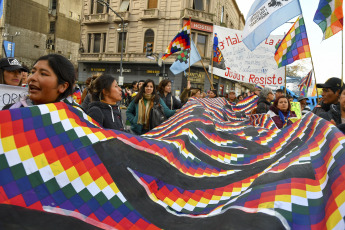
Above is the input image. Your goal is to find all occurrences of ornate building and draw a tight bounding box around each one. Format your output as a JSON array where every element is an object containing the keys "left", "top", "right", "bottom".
[
  {"left": 0, "top": 0, "right": 81, "bottom": 68},
  {"left": 78, "top": 0, "right": 245, "bottom": 95}
]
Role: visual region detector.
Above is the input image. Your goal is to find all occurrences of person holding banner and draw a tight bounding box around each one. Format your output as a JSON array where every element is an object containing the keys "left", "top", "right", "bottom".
[
  {"left": 2, "top": 54, "right": 77, "bottom": 109},
  {"left": 87, "top": 74, "right": 124, "bottom": 131},
  {"left": 256, "top": 87, "right": 274, "bottom": 114},
  {"left": 0, "top": 58, "right": 26, "bottom": 86},
  {"left": 267, "top": 96, "right": 297, "bottom": 129}
]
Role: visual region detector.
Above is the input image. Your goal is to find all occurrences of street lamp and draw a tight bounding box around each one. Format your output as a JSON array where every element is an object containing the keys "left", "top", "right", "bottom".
[
  {"left": 2, "top": 32, "right": 20, "bottom": 57},
  {"left": 97, "top": 0, "right": 124, "bottom": 78}
]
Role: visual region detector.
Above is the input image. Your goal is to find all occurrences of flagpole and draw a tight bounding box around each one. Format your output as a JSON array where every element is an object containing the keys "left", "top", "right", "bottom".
[
  {"left": 188, "top": 17, "right": 192, "bottom": 82},
  {"left": 341, "top": 30, "right": 344, "bottom": 88},
  {"left": 284, "top": 66, "right": 287, "bottom": 95},
  {"left": 211, "top": 36, "right": 214, "bottom": 89},
  {"left": 200, "top": 58, "right": 214, "bottom": 90},
  {"left": 297, "top": 0, "right": 319, "bottom": 102},
  {"left": 310, "top": 57, "right": 319, "bottom": 102}
]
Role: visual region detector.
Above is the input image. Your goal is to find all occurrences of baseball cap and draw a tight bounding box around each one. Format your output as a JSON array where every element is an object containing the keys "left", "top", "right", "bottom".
[
  {"left": 297, "top": 95, "right": 308, "bottom": 102},
  {"left": 316, "top": 77, "right": 343, "bottom": 89},
  {"left": 0, "top": 58, "right": 25, "bottom": 71},
  {"left": 229, "top": 90, "right": 236, "bottom": 94}
]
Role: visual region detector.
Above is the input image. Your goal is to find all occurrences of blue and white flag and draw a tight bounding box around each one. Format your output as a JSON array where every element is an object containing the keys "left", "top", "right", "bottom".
[
  {"left": 0, "top": 0, "right": 3, "bottom": 19},
  {"left": 170, "top": 40, "right": 201, "bottom": 75},
  {"left": 242, "top": 0, "right": 302, "bottom": 51}
]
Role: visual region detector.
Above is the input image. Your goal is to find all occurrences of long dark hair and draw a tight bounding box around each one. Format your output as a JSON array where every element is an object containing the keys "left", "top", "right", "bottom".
[
  {"left": 134, "top": 79, "right": 157, "bottom": 103},
  {"left": 0, "top": 69, "right": 22, "bottom": 86},
  {"left": 273, "top": 96, "right": 291, "bottom": 111},
  {"left": 157, "top": 79, "right": 171, "bottom": 95},
  {"left": 34, "top": 54, "right": 75, "bottom": 101},
  {"left": 89, "top": 74, "right": 116, "bottom": 101}
]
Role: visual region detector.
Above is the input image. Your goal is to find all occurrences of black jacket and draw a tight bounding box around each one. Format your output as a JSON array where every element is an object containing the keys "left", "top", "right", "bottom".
[
  {"left": 158, "top": 92, "right": 182, "bottom": 110},
  {"left": 319, "top": 104, "right": 341, "bottom": 125},
  {"left": 256, "top": 97, "right": 271, "bottom": 114},
  {"left": 87, "top": 101, "right": 124, "bottom": 131},
  {"left": 312, "top": 101, "right": 331, "bottom": 116}
]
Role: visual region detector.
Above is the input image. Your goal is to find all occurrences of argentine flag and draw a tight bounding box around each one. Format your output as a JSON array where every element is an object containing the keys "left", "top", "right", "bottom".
[{"left": 242, "top": 0, "right": 302, "bottom": 51}]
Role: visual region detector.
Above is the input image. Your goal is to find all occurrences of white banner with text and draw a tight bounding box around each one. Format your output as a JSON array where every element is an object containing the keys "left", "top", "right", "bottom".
[
  {"left": 211, "top": 26, "right": 284, "bottom": 86},
  {"left": 0, "top": 84, "right": 28, "bottom": 109}
]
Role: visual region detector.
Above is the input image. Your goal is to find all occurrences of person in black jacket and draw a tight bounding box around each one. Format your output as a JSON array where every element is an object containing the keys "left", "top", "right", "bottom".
[
  {"left": 256, "top": 87, "right": 274, "bottom": 114},
  {"left": 313, "top": 77, "right": 344, "bottom": 116},
  {"left": 157, "top": 79, "right": 182, "bottom": 110},
  {"left": 319, "top": 88, "right": 345, "bottom": 134},
  {"left": 87, "top": 74, "right": 124, "bottom": 131}
]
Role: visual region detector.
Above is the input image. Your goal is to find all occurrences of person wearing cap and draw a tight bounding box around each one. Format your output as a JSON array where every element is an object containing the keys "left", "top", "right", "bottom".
[
  {"left": 313, "top": 77, "right": 344, "bottom": 116},
  {"left": 319, "top": 87, "right": 345, "bottom": 127},
  {"left": 2, "top": 54, "right": 77, "bottom": 110},
  {"left": 298, "top": 95, "right": 311, "bottom": 116},
  {"left": 227, "top": 90, "right": 238, "bottom": 104},
  {"left": 256, "top": 87, "right": 274, "bottom": 114},
  {"left": 275, "top": 89, "right": 285, "bottom": 98},
  {"left": 0, "top": 57, "right": 26, "bottom": 86},
  {"left": 253, "top": 87, "right": 261, "bottom": 96}
]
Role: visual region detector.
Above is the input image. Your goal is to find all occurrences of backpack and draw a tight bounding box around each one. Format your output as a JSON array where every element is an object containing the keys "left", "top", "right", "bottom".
[{"left": 149, "top": 100, "right": 167, "bottom": 129}]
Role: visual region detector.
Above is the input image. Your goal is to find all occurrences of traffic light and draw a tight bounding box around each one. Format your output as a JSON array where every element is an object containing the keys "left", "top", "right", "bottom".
[{"left": 145, "top": 43, "right": 153, "bottom": 57}]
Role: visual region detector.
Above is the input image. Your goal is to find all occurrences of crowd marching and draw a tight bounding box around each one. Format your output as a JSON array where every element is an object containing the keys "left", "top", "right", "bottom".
[{"left": 1, "top": 55, "right": 345, "bottom": 134}]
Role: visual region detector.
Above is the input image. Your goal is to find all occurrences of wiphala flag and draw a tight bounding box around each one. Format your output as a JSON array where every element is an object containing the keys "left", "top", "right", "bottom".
[{"left": 0, "top": 98, "right": 345, "bottom": 229}]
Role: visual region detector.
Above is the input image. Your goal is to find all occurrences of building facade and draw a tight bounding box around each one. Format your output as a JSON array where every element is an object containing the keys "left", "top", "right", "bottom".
[
  {"left": 78, "top": 0, "right": 248, "bottom": 96},
  {"left": 0, "top": 0, "right": 81, "bottom": 68}
]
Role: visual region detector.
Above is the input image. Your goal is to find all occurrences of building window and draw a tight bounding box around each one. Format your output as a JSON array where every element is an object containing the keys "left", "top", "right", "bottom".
[
  {"left": 90, "top": 0, "right": 109, "bottom": 14},
  {"left": 49, "top": 21, "right": 55, "bottom": 34},
  {"left": 118, "top": 32, "right": 127, "bottom": 53},
  {"left": 197, "top": 34, "right": 207, "bottom": 57},
  {"left": 51, "top": 0, "right": 57, "bottom": 10},
  {"left": 193, "top": 0, "right": 203, "bottom": 11},
  {"left": 120, "top": 0, "right": 130, "bottom": 11},
  {"left": 87, "top": 33, "right": 107, "bottom": 53},
  {"left": 148, "top": 0, "right": 157, "bottom": 9},
  {"left": 221, "top": 6, "right": 224, "bottom": 23},
  {"left": 143, "top": 29, "right": 154, "bottom": 52},
  {"left": 205, "top": 0, "right": 210, "bottom": 12}
]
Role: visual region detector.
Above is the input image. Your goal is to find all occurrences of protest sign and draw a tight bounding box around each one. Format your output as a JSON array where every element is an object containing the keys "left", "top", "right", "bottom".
[
  {"left": 212, "top": 25, "right": 284, "bottom": 86},
  {"left": 0, "top": 84, "right": 27, "bottom": 109}
]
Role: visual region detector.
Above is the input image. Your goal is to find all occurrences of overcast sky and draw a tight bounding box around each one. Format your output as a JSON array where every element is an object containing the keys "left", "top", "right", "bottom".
[{"left": 235, "top": 0, "right": 343, "bottom": 84}]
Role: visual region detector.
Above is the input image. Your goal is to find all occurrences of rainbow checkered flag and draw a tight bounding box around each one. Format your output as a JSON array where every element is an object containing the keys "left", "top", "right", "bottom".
[
  {"left": 314, "top": 0, "right": 343, "bottom": 39},
  {"left": 275, "top": 15, "right": 311, "bottom": 68},
  {"left": 162, "top": 21, "right": 191, "bottom": 60},
  {"left": 298, "top": 70, "right": 313, "bottom": 92},
  {"left": 1, "top": 99, "right": 345, "bottom": 229}
]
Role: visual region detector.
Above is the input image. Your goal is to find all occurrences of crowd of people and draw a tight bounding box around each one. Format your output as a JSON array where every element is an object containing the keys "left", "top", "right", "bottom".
[{"left": 1, "top": 55, "right": 345, "bottom": 134}]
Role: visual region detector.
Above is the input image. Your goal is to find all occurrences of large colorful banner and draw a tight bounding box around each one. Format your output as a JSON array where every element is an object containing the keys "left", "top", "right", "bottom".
[
  {"left": 0, "top": 84, "right": 27, "bottom": 109},
  {"left": 0, "top": 98, "right": 345, "bottom": 229},
  {"left": 212, "top": 25, "right": 284, "bottom": 86}
]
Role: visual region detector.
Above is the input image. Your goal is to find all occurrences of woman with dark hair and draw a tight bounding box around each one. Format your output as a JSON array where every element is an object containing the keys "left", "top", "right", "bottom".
[
  {"left": 81, "top": 74, "right": 101, "bottom": 110},
  {"left": 0, "top": 57, "right": 25, "bottom": 86},
  {"left": 2, "top": 54, "right": 76, "bottom": 109},
  {"left": 126, "top": 79, "right": 176, "bottom": 135},
  {"left": 267, "top": 96, "right": 297, "bottom": 129},
  {"left": 157, "top": 79, "right": 181, "bottom": 110},
  {"left": 87, "top": 75, "right": 124, "bottom": 131},
  {"left": 207, "top": 89, "right": 218, "bottom": 98},
  {"left": 237, "top": 95, "right": 243, "bottom": 101}
]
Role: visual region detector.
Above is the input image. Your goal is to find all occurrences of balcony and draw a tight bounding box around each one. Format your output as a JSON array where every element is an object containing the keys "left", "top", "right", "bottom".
[
  {"left": 83, "top": 13, "right": 110, "bottom": 24},
  {"left": 141, "top": 9, "right": 160, "bottom": 20},
  {"left": 113, "top": 11, "right": 130, "bottom": 23},
  {"left": 181, "top": 8, "right": 214, "bottom": 24}
]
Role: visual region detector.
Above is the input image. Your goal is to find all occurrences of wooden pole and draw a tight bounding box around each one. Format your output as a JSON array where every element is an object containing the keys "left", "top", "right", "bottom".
[
  {"left": 188, "top": 17, "right": 192, "bottom": 82},
  {"left": 200, "top": 58, "right": 214, "bottom": 90},
  {"left": 284, "top": 65, "right": 287, "bottom": 95},
  {"left": 341, "top": 30, "right": 344, "bottom": 88},
  {"left": 310, "top": 57, "right": 319, "bottom": 103},
  {"left": 211, "top": 36, "right": 214, "bottom": 90}
]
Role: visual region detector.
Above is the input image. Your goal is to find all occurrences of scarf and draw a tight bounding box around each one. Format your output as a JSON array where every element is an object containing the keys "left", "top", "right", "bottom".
[
  {"left": 137, "top": 94, "right": 154, "bottom": 129},
  {"left": 278, "top": 110, "right": 290, "bottom": 128}
]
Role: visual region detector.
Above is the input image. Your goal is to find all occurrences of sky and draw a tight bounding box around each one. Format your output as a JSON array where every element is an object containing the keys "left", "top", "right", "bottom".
[{"left": 235, "top": 0, "right": 343, "bottom": 84}]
